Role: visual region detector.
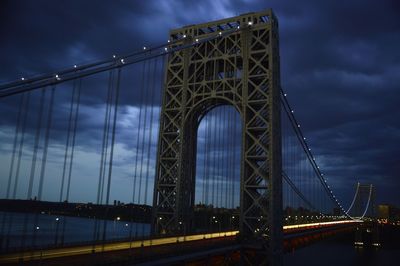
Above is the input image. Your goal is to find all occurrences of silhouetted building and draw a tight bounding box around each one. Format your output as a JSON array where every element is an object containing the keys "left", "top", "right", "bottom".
[{"left": 378, "top": 204, "right": 400, "bottom": 221}]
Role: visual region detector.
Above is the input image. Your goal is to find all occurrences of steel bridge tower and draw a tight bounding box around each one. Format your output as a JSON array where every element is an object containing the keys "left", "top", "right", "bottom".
[{"left": 152, "top": 9, "right": 282, "bottom": 263}]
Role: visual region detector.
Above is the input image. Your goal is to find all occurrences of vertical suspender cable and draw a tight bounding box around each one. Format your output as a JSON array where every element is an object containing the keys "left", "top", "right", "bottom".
[
  {"left": 222, "top": 107, "right": 228, "bottom": 209},
  {"left": 98, "top": 71, "right": 116, "bottom": 246},
  {"left": 129, "top": 60, "right": 146, "bottom": 243},
  {"left": 144, "top": 58, "right": 158, "bottom": 206},
  {"left": 225, "top": 108, "right": 231, "bottom": 209},
  {"left": 217, "top": 108, "right": 223, "bottom": 207},
  {"left": 97, "top": 70, "right": 114, "bottom": 205},
  {"left": 202, "top": 117, "right": 208, "bottom": 205},
  {"left": 106, "top": 68, "right": 121, "bottom": 205},
  {"left": 219, "top": 107, "right": 224, "bottom": 208},
  {"left": 102, "top": 67, "right": 121, "bottom": 243},
  {"left": 13, "top": 92, "right": 31, "bottom": 199},
  {"left": 6, "top": 94, "right": 24, "bottom": 198},
  {"left": 232, "top": 114, "right": 238, "bottom": 209},
  {"left": 137, "top": 59, "right": 151, "bottom": 237},
  {"left": 229, "top": 110, "right": 235, "bottom": 209},
  {"left": 91, "top": 71, "right": 114, "bottom": 250},
  {"left": 100, "top": 72, "right": 114, "bottom": 205},
  {"left": 57, "top": 79, "right": 76, "bottom": 246},
  {"left": 59, "top": 80, "right": 77, "bottom": 202},
  {"left": 215, "top": 109, "right": 220, "bottom": 207},
  {"left": 211, "top": 110, "right": 217, "bottom": 209},
  {"left": 1, "top": 94, "right": 24, "bottom": 250},
  {"left": 137, "top": 60, "right": 149, "bottom": 205},
  {"left": 21, "top": 88, "right": 45, "bottom": 254},
  {"left": 38, "top": 85, "right": 55, "bottom": 200},
  {"left": 225, "top": 111, "right": 231, "bottom": 209},
  {"left": 221, "top": 107, "right": 226, "bottom": 208},
  {"left": 142, "top": 57, "right": 160, "bottom": 237},
  {"left": 132, "top": 60, "right": 146, "bottom": 205},
  {"left": 32, "top": 85, "right": 56, "bottom": 249},
  {"left": 202, "top": 116, "right": 207, "bottom": 205},
  {"left": 5, "top": 93, "right": 29, "bottom": 252},
  {"left": 205, "top": 116, "right": 211, "bottom": 205},
  {"left": 202, "top": 116, "right": 209, "bottom": 229},
  {"left": 101, "top": 71, "right": 116, "bottom": 205},
  {"left": 65, "top": 78, "right": 82, "bottom": 202},
  {"left": 27, "top": 88, "right": 46, "bottom": 199},
  {"left": 60, "top": 78, "right": 81, "bottom": 246}
]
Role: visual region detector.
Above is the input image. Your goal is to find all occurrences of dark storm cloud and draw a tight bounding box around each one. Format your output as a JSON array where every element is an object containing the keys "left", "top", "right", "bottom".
[
  {"left": 0, "top": 0, "right": 399, "bottom": 205},
  {"left": 265, "top": 0, "right": 400, "bottom": 205}
]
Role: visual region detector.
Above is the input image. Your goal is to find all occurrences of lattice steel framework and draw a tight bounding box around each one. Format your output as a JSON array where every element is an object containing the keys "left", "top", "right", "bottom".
[{"left": 152, "top": 9, "right": 282, "bottom": 260}]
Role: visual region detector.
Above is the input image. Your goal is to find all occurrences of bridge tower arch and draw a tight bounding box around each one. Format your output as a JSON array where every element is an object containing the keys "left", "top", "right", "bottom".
[{"left": 152, "top": 9, "right": 282, "bottom": 260}]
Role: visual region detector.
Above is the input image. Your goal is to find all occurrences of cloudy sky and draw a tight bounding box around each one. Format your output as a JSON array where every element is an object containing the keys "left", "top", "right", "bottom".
[{"left": 0, "top": 0, "right": 399, "bottom": 208}]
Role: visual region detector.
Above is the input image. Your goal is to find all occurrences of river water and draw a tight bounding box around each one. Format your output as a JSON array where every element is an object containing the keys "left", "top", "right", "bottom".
[
  {"left": 0, "top": 211, "right": 150, "bottom": 251},
  {"left": 284, "top": 231, "right": 399, "bottom": 266}
]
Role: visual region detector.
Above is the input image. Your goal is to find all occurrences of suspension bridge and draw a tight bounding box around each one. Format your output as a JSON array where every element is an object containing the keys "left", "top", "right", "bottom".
[{"left": 0, "top": 9, "right": 376, "bottom": 265}]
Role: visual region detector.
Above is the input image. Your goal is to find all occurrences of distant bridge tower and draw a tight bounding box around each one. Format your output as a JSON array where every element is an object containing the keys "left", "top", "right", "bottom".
[
  {"left": 351, "top": 183, "right": 376, "bottom": 218},
  {"left": 152, "top": 9, "right": 282, "bottom": 263},
  {"left": 352, "top": 183, "right": 379, "bottom": 247}
]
